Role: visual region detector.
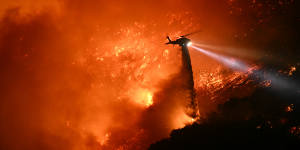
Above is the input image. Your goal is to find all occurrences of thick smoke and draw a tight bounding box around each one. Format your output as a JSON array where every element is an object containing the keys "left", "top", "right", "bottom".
[
  {"left": 0, "top": 8, "right": 92, "bottom": 150},
  {"left": 0, "top": 1, "right": 227, "bottom": 150}
]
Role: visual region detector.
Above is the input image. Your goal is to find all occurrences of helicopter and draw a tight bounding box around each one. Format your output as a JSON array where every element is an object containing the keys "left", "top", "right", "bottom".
[
  {"left": 165, "top": 31, "right": 201, "bottom": 119},
  {"left": 165, "top": 31, "right": 200, "bottom": 47}
]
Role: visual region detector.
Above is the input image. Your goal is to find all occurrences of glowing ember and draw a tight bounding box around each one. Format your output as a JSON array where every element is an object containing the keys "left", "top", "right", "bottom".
[
  {"left": 172, "top": 109, "right": 197, "bottom": 129},
  {"left": 289, "top": 66, "right": 296, "bottom": 76},
  {"left": 146, "top": 93, "right": 153, "bottom": 107},
  {"left": 99, "top": 133, "right": 111, "bottom": 146},
  {"left": 290, "top": 126, "right": 300, "bottom": 137},
  {"left": 193, "top": 66, "right": 254, "bottom": 113},
  {"left": 285, "top": 104, "right": 295, "bottom": 112},
  {"left": 130, "top": 88, "right": 154, "bottom": 108},
  {"left": 260, "top": 80, "right": 272, "bottom": 87}
]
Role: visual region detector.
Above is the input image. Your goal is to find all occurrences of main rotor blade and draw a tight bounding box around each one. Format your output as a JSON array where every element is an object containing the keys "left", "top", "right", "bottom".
[{"left": 181, "top": 30, "right": 202, "bottom": 37}]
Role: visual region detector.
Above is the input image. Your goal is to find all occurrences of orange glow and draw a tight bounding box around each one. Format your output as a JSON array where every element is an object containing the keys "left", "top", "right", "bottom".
[
  {"left": 261, "top": 80, "right": 272, "bottom": 87},
  {"left": 130, "top": 88, "right": 153, "bottom": 107},
  {"left": 0, "top": 1, "right": 258, "bottom": 150},
  {"left": 289, "top": 66, "right": 296, "bottom": 76},
  {"left": 99, "top": 133, "right": 111, "bottom": 146},
  {"left": 172, "top": 108, "right": 196, "bottom": 129},
  {"left": 194, "top": 66, "right": 255, "bottom": 113},
  {"left": 285, "top": 104, "right": 295, "bottom": 112}
]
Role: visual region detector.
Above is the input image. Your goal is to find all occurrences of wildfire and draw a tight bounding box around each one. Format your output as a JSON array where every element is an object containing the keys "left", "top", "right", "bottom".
[
  {"left": 195, "top": 67, "right": 252, "bottom": 101},
  {"left": 146, "top": 93, "right": 153, "bottom": 107},
  {"left": 131, "top": 89, "right": 153, "bottom": 107},
  {"left": 278, "top": 65, "right": 297, "bottom": 76},
  {"left": 192, "top": 66, "right": 256, "bottom": 114},
  {"left": 103, "top": 133, "right": 111, "bottom": 145},
  {"left": 0, "top": 1, "right": 265, "bottom": 150},
  {"left": 173, "top": 109, "right": 196, "bottom": 129}
]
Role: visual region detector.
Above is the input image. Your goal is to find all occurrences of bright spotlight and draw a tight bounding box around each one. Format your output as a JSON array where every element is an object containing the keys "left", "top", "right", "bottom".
[
  {"left": 191, "top": 44, "right": 300, "bottom": 94},
  {"left": 191, "top": 45, "right": 250, "bottom": 72},
  {"left": 187, "top": 42, "right": 192, "bottom": 47}
]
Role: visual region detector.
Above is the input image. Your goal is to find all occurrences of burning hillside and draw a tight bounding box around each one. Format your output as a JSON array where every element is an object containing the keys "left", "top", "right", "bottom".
[{"left": 0, "top": 0, "right": 299, "bottom": 150}]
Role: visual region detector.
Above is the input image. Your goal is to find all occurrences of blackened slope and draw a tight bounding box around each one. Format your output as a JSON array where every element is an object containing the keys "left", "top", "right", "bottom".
[{"left": 148, "top": 85, "right": 300, "bottom": 150}]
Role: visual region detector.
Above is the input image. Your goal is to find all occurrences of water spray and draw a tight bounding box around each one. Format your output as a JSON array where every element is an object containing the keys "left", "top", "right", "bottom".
[{"left": 166, "top": 35, "right": 197, "bottom": 118}]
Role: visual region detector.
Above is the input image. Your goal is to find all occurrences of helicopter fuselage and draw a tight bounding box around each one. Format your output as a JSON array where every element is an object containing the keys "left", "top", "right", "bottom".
[{"left": 166, "top": 37, "right": 191, "bottom": 47}]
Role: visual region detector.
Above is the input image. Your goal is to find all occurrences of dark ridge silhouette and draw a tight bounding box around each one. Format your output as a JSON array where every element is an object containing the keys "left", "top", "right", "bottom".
[{"left": 149, "top": 74, "right": 300, "bottom": 149}]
